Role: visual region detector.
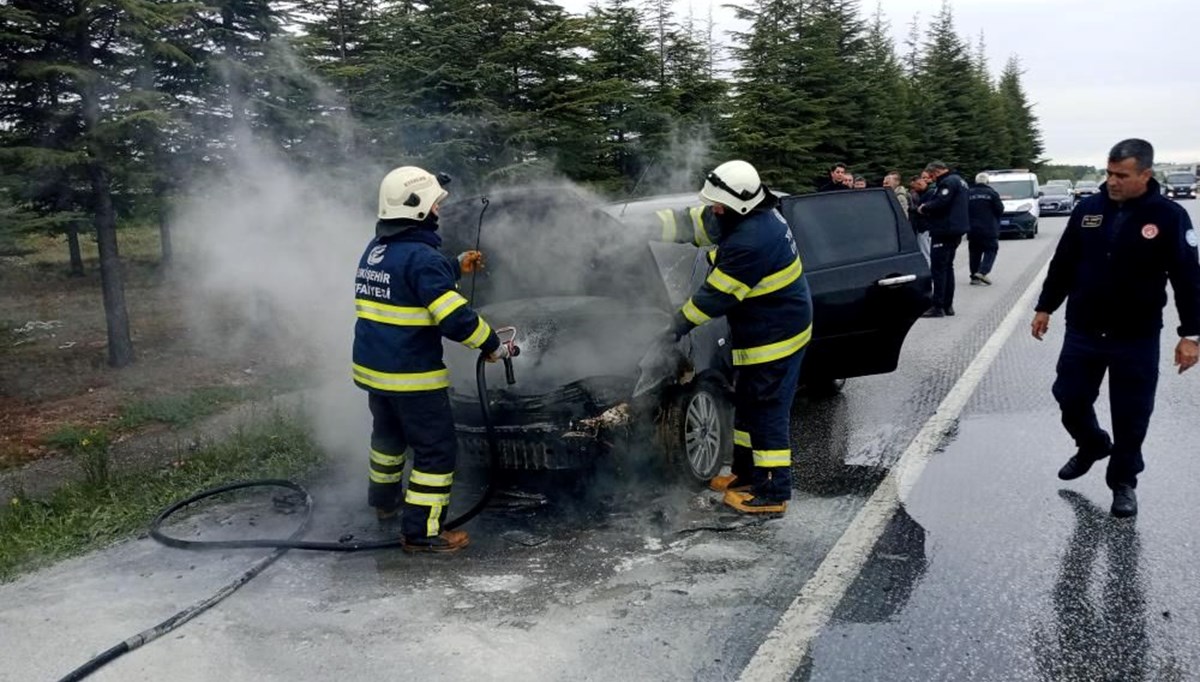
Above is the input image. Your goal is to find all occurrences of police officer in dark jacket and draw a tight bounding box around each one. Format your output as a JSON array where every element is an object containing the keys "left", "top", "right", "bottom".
[
  {"left": 917, "top": 161, "right": 970, "bottom": 316},
  {"left": 353, "top": 166, "right": 510, "bottom": 553},
  {"left": 662, "top": 160, "right": 813, "bottom": 515},
  {"left": 967, "top": 172, "right": 1005, "bottom": 285},
  {"left": 1032, "top": 139, "right": 1200, "bottom": 518}
]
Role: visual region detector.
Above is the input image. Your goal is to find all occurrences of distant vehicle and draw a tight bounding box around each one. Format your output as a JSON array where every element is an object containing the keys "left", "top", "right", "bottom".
[
  {"left": 1163, "top": 172, "right": 1197, "bottom": 200},
  {"left": 984, "top": 169, "right": 1040, "bottom": 239},
  {"left": 1073, "top": 180, "right": 1100, "bottom": 199},
  {"left": 1044, "top": 179, "right": 1074, "bottom": 192},
  {"left": 1038, "top": 185, "right": 1074, "bottom": 216}
]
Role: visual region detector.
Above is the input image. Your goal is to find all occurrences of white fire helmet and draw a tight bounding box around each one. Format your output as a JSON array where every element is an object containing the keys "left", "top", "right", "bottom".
[
  {"left": 699, "top": 160, "right": 765, "bottom": 214},
  {"left": 378, "top": 166, "right": 449, "bottom": 221}
]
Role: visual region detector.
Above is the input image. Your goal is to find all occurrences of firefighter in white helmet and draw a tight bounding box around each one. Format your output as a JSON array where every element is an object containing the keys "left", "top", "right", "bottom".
[
  {"left": 352, "top": 166, "right": 506, "bottom": 552},
  {"left": 659, "top": 160, "right": 814, "bottom": 514}
]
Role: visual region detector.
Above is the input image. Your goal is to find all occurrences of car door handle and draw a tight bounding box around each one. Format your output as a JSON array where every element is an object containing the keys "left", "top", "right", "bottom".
[{"left": 876, "top": 274, "right": 917, "bottom": 287}]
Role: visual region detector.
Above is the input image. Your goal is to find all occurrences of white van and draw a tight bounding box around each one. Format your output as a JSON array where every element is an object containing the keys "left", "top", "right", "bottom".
[{"left": 983, "top": 169, "right": 1040, "bottom": 239}]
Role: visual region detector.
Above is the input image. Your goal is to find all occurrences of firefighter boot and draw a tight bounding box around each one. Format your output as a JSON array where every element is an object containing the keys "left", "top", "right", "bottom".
[
  {"left": 402, "top": 529, "right": 470, "bottom": 553},
  {"left": 723, "top": 490, "right": 787, "bottom": 514},
  {"left": 709, "top": 474, "right": 752, "bottom": 493}
]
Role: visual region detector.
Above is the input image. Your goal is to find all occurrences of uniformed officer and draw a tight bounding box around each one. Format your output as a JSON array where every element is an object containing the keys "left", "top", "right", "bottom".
[
  {"left": 967, "top": 173, "right": 1005, "bottom": 285},
  {"left": 1031, "top": 139, "right": 1200, "bottom": 517},
  {"left": 353, "top": 166, "right": 509, "bottom": 552},
  {"left": 657, "top": 160, "right": 814, "bottom": 514},
  {"left": 917, "top": 161, "right": 970, "bottom": 317}
]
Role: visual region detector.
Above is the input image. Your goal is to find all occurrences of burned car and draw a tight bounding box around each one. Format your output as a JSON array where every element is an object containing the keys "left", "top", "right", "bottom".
[{"left": 438, "top": 187, "right": 931, "bottom": 483}]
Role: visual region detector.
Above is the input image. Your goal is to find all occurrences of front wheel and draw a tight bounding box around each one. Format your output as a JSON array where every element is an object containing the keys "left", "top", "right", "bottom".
[{"left": 663, "top": 379, "right": 732, "bottom": 484}]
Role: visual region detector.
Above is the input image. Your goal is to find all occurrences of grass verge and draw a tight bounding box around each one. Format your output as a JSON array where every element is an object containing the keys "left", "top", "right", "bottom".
[{"left": 0, "top": 412, "right": 323, "bottom": 582}]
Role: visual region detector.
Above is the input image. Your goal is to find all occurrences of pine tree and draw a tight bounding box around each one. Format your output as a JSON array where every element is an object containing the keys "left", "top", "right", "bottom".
[
  {"left": 997, "top": 56, "right": 1044, "bottom": 168},
  {"left": 0, "top": 0, "right": 199, "bottom": 367},
  {"left": 913, "top": 1, "right": 988, "bottom": 173},
  {"left": 725, "top": 0, "right": 829, "bottom": 190},
  {"left": 855, "top": 3, "right": 916, "bottom": 181}
]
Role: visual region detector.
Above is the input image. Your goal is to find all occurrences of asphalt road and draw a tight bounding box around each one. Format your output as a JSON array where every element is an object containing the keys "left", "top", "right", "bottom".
[{"left": 4, "top": 200, "right": 1200, "bottom": 681}]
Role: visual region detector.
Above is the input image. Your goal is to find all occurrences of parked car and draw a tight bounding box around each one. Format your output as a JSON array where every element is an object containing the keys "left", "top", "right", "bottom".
[
  {"left": 1044, "top": 179, "right": 1073, "bottom": 192},
  {"left": 1038, "top": 185, "right": 1075, "bottom": 216},
  {"left": 437, "top": 187, "right": 931, "bottom": 483},
  {"left": 1074, "top": 180, "right": 1100, "bottom": 200},
  {"left": 1163, "top": 172, "right": 1197, "bottom": 200}
]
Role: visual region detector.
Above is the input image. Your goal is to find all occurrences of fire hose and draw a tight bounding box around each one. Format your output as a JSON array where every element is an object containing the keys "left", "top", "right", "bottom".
[{"left": 55, "top": 334, "right": 520, "bottom": 682}]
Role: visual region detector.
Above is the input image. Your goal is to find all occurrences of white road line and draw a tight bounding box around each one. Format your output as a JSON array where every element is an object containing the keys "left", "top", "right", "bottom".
[{"left": 738, "top": 255, "right": 1055, "bottom": 682}]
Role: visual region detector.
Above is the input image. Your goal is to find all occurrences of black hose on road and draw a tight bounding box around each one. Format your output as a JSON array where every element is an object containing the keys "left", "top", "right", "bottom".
[{"left": 56, "top": 355, "right": 503, "bottom": 681}]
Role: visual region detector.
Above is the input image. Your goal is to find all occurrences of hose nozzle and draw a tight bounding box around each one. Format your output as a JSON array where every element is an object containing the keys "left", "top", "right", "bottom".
[{"left": 497, "top": 326, "right": 520, "bottom": 385}]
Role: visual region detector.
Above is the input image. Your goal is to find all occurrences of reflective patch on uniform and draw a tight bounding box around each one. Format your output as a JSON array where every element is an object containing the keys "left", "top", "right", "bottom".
[
  {"left": 367, "top": 244, "right": 387, "bottom": 265},
  {"left": 940, "top": 188, "right": 949, "bottom": 195},
  {"left": 1081, "top": 215, "right": 1103, "bottom": 228},
  {"left": 1187, "top": 230, "right": 1198, "bottom": 247},
  {"left": 1142, "top": 224, "right": 1159, "bottom": 240}
]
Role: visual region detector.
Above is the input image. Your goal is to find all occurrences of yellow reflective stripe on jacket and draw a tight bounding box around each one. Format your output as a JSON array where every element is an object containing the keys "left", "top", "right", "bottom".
[
  {"left": 428, "top": 290, "right": 468, "bottom": 323},
  {"left": 355, "top": 299, "right": 435, "bottom": 326},
  {"left": 657, "top": 209, "right": 679, "bottom": 243},
  {"left": 370, "top": 448, "right": 406, "bottom": 467},
  {"left": 352, "top": 364, "right": 450, "bottom": 392},
  {"left": 681, "top": 298, "right": 711, "bottom": 326},
  {"left": 369, "top": 469, "right": 403, "bottom": 484},
  {"left": 690, "top": 207, "right": 712, "bottom": 246},
  {"left": 707, "top": 248, "right": 718, "bottom": 264},
  {"left": 410, "top": 470, "right": 453, "bottom": 487},
  {"left": 753, "top": 449, "right": 791, "bottom": 468},
  {"left": 462, "top": 318, "right": 493, "bottom": 349},
  {"left": 706, "top": 267, "right": 752, "bottom": 300},
  {"left": 747, "top": 258, "right": 803, "bottom": 298},
  {"left": 732, "top": 323, "right": 813, "bottom": 366},
  {"left": 734, "top": 430, "right": 752, "bottom": 448},
  {"left": 405, "top": 490, "right": 451, "bottom": 507}
]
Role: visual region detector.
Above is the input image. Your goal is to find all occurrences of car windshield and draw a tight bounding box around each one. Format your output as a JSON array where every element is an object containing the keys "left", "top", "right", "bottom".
[
  {"left": 1077, "top": 182, "right": 1098, "bottom": 189},
  {"left": 1167, "top": 173, "right": 1195, "bottom": 185},
  {"left": 990, "top": 180, "right": 1037, "bottom": 200},
  {"left": 1042, "top": 187, "right": 1070, "bottom": 197}
]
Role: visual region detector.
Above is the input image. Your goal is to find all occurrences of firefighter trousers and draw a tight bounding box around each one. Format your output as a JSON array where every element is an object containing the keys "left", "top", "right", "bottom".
[
  {"left": 367, "top": 390, "right": 458, "bottom": 539},
  {"left": 729, "top": 348, "right": 806, "bottom": 502}
]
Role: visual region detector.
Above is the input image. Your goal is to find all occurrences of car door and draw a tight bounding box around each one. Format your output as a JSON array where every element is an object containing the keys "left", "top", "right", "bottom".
[{"left": 778, "top": 188, "right": 931, "bottom": 382}]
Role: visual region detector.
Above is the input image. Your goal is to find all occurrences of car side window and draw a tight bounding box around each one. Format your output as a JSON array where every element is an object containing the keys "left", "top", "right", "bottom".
[{"left": 781, "top": 190, "right": 901, "bottom": 269}]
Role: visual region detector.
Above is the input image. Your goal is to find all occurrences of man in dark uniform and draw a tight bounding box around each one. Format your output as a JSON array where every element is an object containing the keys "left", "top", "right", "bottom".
[
  {"left": 659, "top": 159, "right": 814, "bottom": 514},
  {"left": 917, "top": 161, "right": 970, "bottom": 317},
  {"left": 353, "top": 166, "right": 510, "bottom": 552},
  {"left": 967, "top": 172, "right": 1005, "bottom": 285},
  {"left": 1032, "top": 139, "right": 1200, "bottom": 517}
]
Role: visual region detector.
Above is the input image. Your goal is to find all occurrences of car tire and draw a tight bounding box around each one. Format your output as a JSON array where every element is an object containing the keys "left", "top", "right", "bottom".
[
  {"left": 663, "top": 378, "right": 732, "bottom": 485},
  {"left": 805, "top": 377, "right": 846, "bottom": 397}
]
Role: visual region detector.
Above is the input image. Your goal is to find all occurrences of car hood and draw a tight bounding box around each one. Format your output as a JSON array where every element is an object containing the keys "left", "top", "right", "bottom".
[
  {"left": 445, "top": 296, "right": 671, "bottom": 400},
  {"left": 1002, "top": 198, "right": 1036, "bottom": 212}
]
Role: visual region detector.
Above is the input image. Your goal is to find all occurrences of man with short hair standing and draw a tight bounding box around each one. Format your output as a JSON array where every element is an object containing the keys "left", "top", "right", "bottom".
[
  {"left": 917, "top": 161, "right": 970, "bottom": 317},
  {"left": 1032, "top": 138, "right": 1200, "bottom": 517},
  {"left": 819, "top": 163, "right": 849, "bottom": 192}
]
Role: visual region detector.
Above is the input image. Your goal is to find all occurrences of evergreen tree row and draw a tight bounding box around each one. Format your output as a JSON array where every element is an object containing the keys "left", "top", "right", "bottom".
[{"left": 0, "top": 0, "right": 1043, "bottom": 366}]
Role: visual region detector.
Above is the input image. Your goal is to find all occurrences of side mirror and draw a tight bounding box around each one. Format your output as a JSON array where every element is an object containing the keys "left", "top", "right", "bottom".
[{"left": 1037, "top": 191, "right": 1044, "bottom": 197}]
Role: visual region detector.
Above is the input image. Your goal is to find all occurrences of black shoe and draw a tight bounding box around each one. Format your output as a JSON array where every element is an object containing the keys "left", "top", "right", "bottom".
[
  {"left": 1058, "top": 434, "right": 1112, "bottom": 480},
  {"left": 923, "top": 307, "right": 945, "bottom": 318},
  {"left": 1111, "top": 485, "right": 1138, "bottom": 518},
  {"left": 944, "top": 306, "right": 955, "bottom": 316}
]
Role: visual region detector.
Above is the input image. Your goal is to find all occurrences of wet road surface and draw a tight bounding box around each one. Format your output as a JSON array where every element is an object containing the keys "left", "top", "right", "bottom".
[{"left": 4, "top": 203, "right": 1200, "bottom": 681}]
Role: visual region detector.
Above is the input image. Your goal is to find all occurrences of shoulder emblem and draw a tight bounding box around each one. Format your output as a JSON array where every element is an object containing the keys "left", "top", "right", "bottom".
[
  {"left": 1187, "top": 230, "right": 1198, "bottom": 248},
  {"left": 367, "top": 244, "right": 387, "bottom": 266},
  {"left": 1141, "top": 224, "right": 1159, "bottom": 240}
]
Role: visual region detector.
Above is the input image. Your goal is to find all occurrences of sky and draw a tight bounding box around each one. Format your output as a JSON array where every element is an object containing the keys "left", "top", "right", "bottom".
[{"left": 556, "top": 0, "right": 1200, "bottom": 168}]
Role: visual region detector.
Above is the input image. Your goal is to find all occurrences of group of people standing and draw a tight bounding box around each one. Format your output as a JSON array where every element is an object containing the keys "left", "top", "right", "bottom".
[{"left": 822, "top": 161, "right": 1006, "bottom": 318}]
